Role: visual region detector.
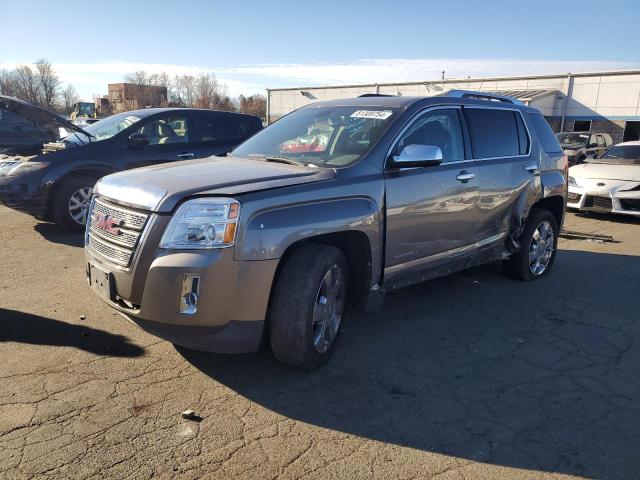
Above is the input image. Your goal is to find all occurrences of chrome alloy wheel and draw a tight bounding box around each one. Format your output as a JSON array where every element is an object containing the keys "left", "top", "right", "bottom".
[
  {"left": 68, "top": 187, "right": 93, "bottom": 225},
  {"left": 312, "top": 264, "right": 346, "bottom": 354},
  {"left": 528, "top": 220, "right": 554, "bottom": 275}
]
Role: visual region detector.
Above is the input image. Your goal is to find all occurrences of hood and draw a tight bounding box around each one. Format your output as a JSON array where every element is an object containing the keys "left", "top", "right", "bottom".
[
  {"left": 94, "top": 157, "right": 336, "bottom": 212},
  {"left": 570, "top": 162, "right": 640, "bottom": 182},
  {"left": 0, "top": 95, "right": 91, "bottom": 140}
]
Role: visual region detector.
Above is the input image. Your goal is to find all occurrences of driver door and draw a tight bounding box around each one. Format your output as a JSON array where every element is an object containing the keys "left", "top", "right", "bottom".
[
  {"left": 383, "top": 107, "right": 478, "bottom": 288},
  {"left": 123, "top": 113, "right": 194, "bottom": 170}
]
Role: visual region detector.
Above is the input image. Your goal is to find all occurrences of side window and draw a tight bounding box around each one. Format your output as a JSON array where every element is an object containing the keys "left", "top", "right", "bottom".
[
  {"left": 528, "top": 113, "right": 562, "bottom": 154},
  {"left": 596, "top": 134, "right": 605, "bottom": 147},
  {"left": 236, "top": 116, "right": 261, "bottom": 137},
  {"left": 192, "top": 114, "right": 237, "bottom": 144},
  {"left": 133, "top": 115, "right": 188, "bottom": 146},
  {"left": 464, "top": 108, "right": 520, "bottom": 158},
  {"left": 394, "top": 108, "right": 464, "bottom": 163},
  {"left": 514, "top": 112, "right": 530, "bottom": 155}
]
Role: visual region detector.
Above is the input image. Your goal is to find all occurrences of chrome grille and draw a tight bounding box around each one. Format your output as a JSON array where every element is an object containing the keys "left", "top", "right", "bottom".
[
  {"left": 88, "top": 235, "right": 132, "bottom": 267},
  {"left": 92, "top": 199, "right": 148, "bottom": 230},
  {"left": 86, "top": 198, "right": 150, "bottom": 267},
  {"left": 90, "top": 224, "right": 139, "bottom": 249}
]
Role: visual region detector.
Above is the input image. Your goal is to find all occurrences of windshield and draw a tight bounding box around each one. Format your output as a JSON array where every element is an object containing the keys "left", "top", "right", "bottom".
[
  {"left": 232, "top": 106, "right": 399, "bottom": 167},
  {"left": 587, "top": 145, "right": 640, "bottom": 165},
  {"left": 556, "top": 132, "right": 590, "bottom": 146},
  {"left": 63, "top": 112, "right": 143, "bottom": 144}
]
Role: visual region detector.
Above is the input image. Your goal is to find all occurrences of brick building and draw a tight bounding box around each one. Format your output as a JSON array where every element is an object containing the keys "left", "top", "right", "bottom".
[
  {"left": 107, "top": 83, "right": 168, "bottom": 112},
  {"left": 267, "top": 70, "right": 640, "bottom": 143}
]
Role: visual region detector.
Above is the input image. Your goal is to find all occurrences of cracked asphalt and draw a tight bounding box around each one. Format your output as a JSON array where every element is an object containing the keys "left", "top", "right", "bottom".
[{"left": 1, "top": 205, "right": 639, "bottom": 480}]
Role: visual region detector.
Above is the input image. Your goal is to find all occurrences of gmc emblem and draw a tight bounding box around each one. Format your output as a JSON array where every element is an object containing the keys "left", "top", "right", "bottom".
[{"left": 93, "top": 212, "right": 123, "bottom": 235}]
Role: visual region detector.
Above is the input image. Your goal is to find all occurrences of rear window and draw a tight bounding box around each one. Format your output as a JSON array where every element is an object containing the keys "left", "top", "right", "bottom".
[
  {"left": 529, "top": 113, "right": 562, "bottom": 153},
  {"left": 464, "top": 108, "right": 521, "bottom": 158}
]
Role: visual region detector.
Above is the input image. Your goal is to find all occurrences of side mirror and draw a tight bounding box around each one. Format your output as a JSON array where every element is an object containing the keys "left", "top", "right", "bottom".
[
  {"left": 392, "top": 144, "right": 443, "bottom": 168},
  {"left": 128, "top": 133, "right": 150, "bottom": 148}
]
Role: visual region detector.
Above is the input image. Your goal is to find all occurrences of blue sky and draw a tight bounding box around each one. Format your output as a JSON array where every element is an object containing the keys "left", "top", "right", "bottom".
[{"left": 2, "top": 0, "right": 639, "bottom": 100}]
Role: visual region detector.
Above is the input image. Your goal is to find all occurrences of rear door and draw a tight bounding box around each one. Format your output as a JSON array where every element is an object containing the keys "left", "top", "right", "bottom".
[
  {"left": 463, "top": 106, "right": 539, "bottom": 250},
  {"left": 190, "top": 111, "right": 240, "bottom": 158},
  {"left": 384, "top": 106, "right": 478, "bottom": 287},
  {"left": 122, "top": 112, "right": 194, "bottom": 169}
]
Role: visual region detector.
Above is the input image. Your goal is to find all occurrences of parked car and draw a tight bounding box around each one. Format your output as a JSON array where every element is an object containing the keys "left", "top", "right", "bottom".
[
  {"left": 0, "top": 98, "right": 262, "bottom": 230},
  {"left": 556, "top": 131, "right": 613, "bottom": 165},
  {"left": 568, "top": 141, "right": 640, "bottom": 216},
  {"left": 0, "top": 95, "right": 73, "bottom": 155},
  {"left": 84, "top": 91, "right": 567, "bottom": 370}
]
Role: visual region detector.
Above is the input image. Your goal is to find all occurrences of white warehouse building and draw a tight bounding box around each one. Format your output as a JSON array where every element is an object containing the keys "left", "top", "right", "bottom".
[{"left": 266, "top": 70, "right": 640, "bottom": 143}]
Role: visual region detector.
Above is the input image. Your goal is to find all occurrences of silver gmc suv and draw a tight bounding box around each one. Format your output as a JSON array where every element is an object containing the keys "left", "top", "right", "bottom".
[{"left": 84, "top": 91, "right": 567, "bottom": 370}]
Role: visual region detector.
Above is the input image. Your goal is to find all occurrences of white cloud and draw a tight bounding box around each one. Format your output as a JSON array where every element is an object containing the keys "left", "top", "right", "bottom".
[{"left": 2, "top": 58, "right": 638, "bottom": 100}]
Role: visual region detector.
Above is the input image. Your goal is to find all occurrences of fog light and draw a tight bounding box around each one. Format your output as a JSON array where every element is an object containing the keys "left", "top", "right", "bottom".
[{"left": 180, "top": 274, "right": 200, "bottom": 315}]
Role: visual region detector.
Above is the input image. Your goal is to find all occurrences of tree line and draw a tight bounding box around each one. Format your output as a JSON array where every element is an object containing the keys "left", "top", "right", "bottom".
[
  {"left": 0, "top": 60, "right": 267, "bottom": 119},
  {"left": 0, "top": 59, "right": 79, "bottom": 114},
  {"left": 122, "top": 70, "right": 266, "bottom": 118}
]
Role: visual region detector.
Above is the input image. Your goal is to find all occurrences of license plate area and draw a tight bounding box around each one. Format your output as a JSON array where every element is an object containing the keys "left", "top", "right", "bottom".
[{"left": 89, "top": 262, "right": 113, "bottom": 301}]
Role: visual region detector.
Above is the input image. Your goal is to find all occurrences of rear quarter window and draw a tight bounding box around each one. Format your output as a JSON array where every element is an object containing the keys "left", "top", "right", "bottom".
[
  {"left": 528, "top": 113, "right": 562, "bottom": 153},
  {"left": 464, "top": 108, "right": 521, "bottom": 158},
  {"left": 236, "top": 116, "right": 262, "bottom": 137}
]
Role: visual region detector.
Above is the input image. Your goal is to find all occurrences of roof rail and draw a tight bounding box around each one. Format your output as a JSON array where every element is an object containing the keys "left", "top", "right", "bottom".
[
  {"left": 444, "top": 89, "right": 524, "bottom": 105},
  {"left": 358, "top": 93, "right": 394, "bottom": 97}
]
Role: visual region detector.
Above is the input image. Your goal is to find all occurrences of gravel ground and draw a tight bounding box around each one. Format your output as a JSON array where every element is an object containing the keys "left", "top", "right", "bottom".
[{"left": 1, "top": 205, "right": 639, "bottom": 480}]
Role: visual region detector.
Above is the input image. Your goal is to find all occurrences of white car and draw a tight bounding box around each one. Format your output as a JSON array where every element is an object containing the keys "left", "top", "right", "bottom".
[{"left": 568, "top": 141, "right": 640, "bottom": 216}]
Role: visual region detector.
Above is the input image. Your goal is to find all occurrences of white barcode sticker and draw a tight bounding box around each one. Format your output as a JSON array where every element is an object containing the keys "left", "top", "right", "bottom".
[{"left": 350, "top": 110, "right": 393, "bottom": 120}]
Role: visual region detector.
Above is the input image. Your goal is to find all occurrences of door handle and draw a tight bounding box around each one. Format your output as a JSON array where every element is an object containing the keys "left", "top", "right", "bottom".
[
  {"left": 177, "top": 152, "right": 195, "bottom": 159},
  {"left": 525, "top": 163, "right": 539, "bottom": 174},
  {"left": 456, "top": 171, "right": 475, "bottom": 183}
]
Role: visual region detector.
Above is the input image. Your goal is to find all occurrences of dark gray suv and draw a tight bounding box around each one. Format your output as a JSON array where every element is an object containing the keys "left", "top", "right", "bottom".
[{"left": 84, "top": 90, "right": 567, "bottom": 369}]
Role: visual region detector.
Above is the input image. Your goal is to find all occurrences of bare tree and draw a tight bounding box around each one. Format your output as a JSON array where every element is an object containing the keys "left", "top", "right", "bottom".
[
  {"left": 12, "top": 65, "right": 41, "bottom": 104},
  {"left": 34, "top": 59, "right": 60, "bottom": 110},
  {"left": 238, "top": 94, "right": 267, "bottom": 118},
  {"left": 61, "top": 84, "right": 80, "bottom": 114},
  {"left": 194, "top": 73, "right": 220, "bottom": 109},
  {"left": 171, "top": 74, "right": 196, "bottom": 107},
  {"left": 124, "top": 70, "right": 150, "bottom": 86},
  {"left": 0, "top": 70, "right": 17, "bottom": 96}
]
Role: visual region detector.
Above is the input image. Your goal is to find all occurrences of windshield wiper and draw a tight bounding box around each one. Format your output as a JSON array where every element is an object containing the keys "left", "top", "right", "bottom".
[{"left": 248, "top": 154, "right": 308, "bottom": 167}]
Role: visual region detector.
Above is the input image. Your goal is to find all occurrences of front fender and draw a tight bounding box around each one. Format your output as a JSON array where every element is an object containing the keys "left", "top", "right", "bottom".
[{"left": 235, "top": 196, "right": 382, "bottom": 280}]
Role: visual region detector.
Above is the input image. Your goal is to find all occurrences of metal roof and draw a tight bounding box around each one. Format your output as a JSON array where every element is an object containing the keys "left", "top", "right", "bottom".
[{"left": 486, "top": 89, "right": 558, "bottom": 103}]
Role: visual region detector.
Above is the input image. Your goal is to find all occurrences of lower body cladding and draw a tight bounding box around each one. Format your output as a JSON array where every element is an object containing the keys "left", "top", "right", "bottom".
[
  {"left": 85, "top": 247, "right": 279, "bottom": 353},
  {"left": 567, "top": 187, "right": 640, "bottom": 216}
]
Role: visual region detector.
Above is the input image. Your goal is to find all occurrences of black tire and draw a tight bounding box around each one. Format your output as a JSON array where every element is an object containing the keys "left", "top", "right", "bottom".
[
  {"left": 505, "top": 209, "right": 559, "bottom": 281},
  {"left": 51, "top": 176, "right": 97, "bottom": 232},
  {"left": 269, "top": 244, "right": 348, "bottom": 370}
]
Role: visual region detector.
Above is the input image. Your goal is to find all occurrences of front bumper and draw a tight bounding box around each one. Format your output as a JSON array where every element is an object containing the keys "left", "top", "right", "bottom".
[
  {"left": 85, "top": 244, "right": 279, "bottom": 354},
  {"left": 0, "top": 174, "right": 49, "bottom": 217},
  {"left": 567, "top": 186, "right": 640, "bottom": 216}
]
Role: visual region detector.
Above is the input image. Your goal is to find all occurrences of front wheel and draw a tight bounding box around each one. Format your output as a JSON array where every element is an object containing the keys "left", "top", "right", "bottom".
[
  {"left": 269, "top": 244, "right": 348, "bottom": 370},
  {"left": 51, "top": 176, "right": 96, "bottom": 232},
  {"left": 505, "top": 209, "right": 559, "bottom": 281}
]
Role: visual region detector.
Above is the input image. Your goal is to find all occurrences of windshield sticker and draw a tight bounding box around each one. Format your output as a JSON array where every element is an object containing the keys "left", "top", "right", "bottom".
[{"left": 350, "top": 110, "right": 393, "bottom": 120}]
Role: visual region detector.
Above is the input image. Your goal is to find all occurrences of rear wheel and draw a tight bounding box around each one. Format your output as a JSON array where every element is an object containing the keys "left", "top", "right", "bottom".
[
  {"left": 269, "top": 244, "right": 348, "bottom": 370},
  {"left": 51, "top": 176, "right": 96, "bottom": 232},
  {"left": 505, "top": 209, "right": 559, "bottom": 281}
]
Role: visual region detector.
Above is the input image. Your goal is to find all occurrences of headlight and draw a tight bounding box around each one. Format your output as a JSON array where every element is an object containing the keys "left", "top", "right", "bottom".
[
  {"left": 568, "top": 176, "right": 580, "bottom": 187},
  {"left": 4, "top": 161, "right": 49, "bottom": 177},
  {"left": 160, "top": 198, "right": 240, "bottom": 249}
]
